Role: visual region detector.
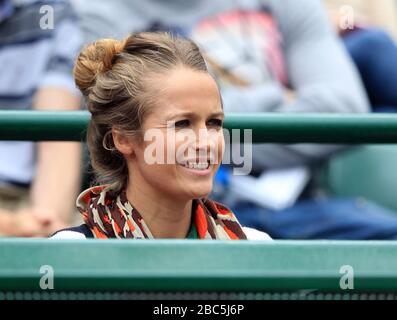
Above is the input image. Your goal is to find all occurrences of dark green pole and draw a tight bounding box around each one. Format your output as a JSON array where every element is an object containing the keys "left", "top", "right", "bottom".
[{"left": 2, "top": 110, "right": 397, "bottom": 143}]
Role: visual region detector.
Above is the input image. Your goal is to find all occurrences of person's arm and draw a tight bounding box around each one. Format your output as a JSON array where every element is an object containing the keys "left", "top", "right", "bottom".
[
  {"left": 28, "top": 3, "right": 83, "bottom": 234},
  {"left": 0, "top": 3, "right": 84, "bottom": 237},
  {"left": 30, "top": 87, "right": 82, "bottom": 231},
  {"left": 223, "top": 0, "right": 370, "bottom": 169}
]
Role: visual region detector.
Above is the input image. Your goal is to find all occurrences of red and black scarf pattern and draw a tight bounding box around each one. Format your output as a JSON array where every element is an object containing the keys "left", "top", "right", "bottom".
[{"left": 76, "top": 185, "right": 247, "bottom": 240}]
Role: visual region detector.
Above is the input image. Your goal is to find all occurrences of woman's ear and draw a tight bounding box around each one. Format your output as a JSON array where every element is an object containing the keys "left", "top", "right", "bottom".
[{"left": 112, "top": 128, "right": 135, "bottom": 156}]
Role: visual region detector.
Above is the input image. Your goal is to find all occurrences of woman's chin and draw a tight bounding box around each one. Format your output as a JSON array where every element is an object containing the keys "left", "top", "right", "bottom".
[{"left": 184, "top": 184, "right": 213, "bottom": 200}]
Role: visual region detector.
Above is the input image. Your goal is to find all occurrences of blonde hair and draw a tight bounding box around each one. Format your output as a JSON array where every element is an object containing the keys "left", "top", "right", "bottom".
[{"left": 74, "top": 32, "right": 208, "bottom": 191}]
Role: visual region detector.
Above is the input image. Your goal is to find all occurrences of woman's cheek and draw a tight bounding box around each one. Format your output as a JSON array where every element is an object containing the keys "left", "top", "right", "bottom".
[{"left": 216, "top": 131, "right": 225, "bottom": 165}]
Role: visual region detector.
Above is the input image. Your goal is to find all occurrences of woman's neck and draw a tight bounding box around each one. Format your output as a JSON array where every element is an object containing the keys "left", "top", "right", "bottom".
[{"left": 125, "top": 182, "right": 193, "bottom": 239}]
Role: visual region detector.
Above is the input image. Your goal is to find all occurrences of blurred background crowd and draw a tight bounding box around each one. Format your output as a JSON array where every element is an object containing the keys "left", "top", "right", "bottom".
[{"left": 2, "top": 0, "right": 397, "bottom": 239}]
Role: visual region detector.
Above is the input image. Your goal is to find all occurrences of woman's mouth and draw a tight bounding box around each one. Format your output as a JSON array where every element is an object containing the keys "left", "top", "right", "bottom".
[
  {"left": 178, "top": 160, "right": 212, "bottom": 175},
  {"left": 181, "top": 161, "right": 209, "bottom": 170}
]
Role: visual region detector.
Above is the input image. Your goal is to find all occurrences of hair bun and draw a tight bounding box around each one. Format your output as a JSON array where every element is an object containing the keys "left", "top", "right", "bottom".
[{"left": 74, "top": 38, "right": 125, "bottom": 95}]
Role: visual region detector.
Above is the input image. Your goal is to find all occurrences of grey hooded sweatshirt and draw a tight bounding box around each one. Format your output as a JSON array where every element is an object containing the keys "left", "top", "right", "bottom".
[{"left": 74, "top": 0, "right": 369, "bottom": 170}]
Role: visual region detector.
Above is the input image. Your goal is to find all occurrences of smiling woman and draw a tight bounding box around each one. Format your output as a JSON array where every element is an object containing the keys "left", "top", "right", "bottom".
[{"left": 52, "top": 32, "right": 270, "bottom": 240}]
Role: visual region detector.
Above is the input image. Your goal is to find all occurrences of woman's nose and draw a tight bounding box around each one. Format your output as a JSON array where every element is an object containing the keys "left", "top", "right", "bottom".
[{"left": 194, "top": 127, "right": 219, "bottom": 157}]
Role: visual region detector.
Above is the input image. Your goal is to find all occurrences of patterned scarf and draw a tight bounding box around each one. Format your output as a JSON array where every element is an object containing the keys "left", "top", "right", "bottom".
[{"left": 76, "top": 185, "right": 247, "bottom": 240}]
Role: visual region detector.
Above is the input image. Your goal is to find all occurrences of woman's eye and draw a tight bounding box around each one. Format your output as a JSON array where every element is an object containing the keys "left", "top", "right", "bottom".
[
  {"left": 174, "top": 119, "right": 190, "bottom": 128},
  {"left": 207, "top": 119, "right": 223, "bottom": 128}
]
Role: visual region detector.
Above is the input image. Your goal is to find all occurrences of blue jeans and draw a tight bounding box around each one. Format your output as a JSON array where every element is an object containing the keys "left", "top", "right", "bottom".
[
  {"left": 231, "top": 198, "right": 397, "bottom": 240},
  {"left": 343, "top": 28, "right": 397, "bottom": 110}
]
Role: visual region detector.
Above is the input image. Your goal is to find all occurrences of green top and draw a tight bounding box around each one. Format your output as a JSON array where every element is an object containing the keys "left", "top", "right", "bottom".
[
  {"left": 185, "top": 205, "right": 199, "bottom": 239},
  {"left": 186, "top": 210, "right": 198, "bottom": 239},
  {"left": 186, "top": 221, "right": 198, "bottom": 239}
]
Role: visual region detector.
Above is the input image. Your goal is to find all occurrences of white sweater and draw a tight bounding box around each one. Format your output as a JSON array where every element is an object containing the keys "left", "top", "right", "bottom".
[{"left": 52, "top": 225, "right": 272, "bottom": 240}]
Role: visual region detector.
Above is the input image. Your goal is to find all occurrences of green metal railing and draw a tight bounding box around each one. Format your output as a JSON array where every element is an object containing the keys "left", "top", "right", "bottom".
[
  {"left": 1, "top": 239, "right": 397, "bottom": 300},
  {"left": 2, "top": 110, "right": 397, "bottom": 143},
  {"left": 1, "top": 110, "right": 397, "bottom": 300}
]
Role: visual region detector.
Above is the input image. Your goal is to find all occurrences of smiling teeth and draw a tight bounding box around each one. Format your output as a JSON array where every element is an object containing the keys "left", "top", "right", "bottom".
[{"left": 182, "top": 162, "right": 209, "bottom": 170}]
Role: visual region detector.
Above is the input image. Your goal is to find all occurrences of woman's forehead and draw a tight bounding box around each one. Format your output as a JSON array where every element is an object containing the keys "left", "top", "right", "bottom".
[
  {"left": 153, "top": 67, "right": 220, "bottom": 100},
  {"left": 149, "top": 68, "right": 222, "bottom": 116}
]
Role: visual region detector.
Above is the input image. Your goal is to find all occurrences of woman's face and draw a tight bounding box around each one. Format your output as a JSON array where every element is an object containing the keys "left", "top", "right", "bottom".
[{"left": 131, "top": 67, "right": 224, "bottom": 201}]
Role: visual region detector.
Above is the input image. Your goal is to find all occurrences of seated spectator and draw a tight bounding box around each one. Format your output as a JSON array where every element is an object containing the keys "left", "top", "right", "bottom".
[
  {"left": 0, "top": 0, "right": 83, "bottom": 237},
  {"left": 343, "top": 28, "right": 397, "bottom": 112},
  {"left": 326, "top": 1, "right": 397, "bottom": 111},
  {"left": 339, "top": 30, "right": 397, "bottom": 111},
  {"left": 52, "top": 32, "right": 271, "bottom": 240}
]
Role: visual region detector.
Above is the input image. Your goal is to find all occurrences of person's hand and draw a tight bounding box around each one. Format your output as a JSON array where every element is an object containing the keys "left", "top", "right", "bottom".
[
  {"left": 284, "top": 88, "right": 295, "bottom": 103},
  {"left": 0, "top": 208, "right": 44, "bottom": 237},
  {"left": 28, "top": 206, "right": 69, "bottom": 235},
  {"left": 0, "top": 208, "right": 68, "bottom": 237}
]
